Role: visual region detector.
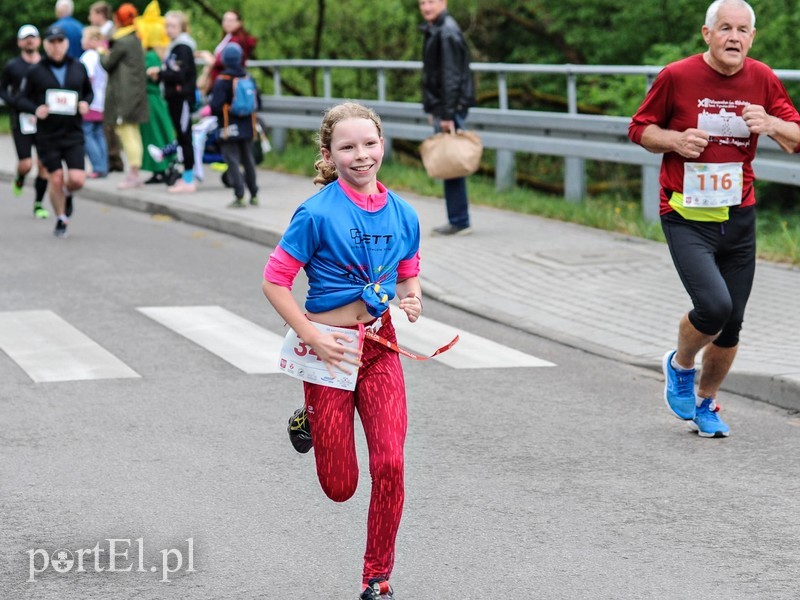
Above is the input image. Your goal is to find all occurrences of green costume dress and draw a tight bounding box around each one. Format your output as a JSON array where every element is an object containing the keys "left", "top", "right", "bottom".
[{"left": 140, "top": 49, "right": 175, "bottom": 174}]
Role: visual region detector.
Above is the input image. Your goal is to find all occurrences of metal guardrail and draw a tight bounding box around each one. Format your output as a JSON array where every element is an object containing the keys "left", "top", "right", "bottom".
[{"left": 251, "top": 60, "right": 800, "bottom": 221}]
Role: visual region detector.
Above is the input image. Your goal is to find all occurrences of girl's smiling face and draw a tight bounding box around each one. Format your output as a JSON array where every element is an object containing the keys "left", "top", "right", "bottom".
[{"left": 321, "top": 118, "right": 384, "bottom": 194}]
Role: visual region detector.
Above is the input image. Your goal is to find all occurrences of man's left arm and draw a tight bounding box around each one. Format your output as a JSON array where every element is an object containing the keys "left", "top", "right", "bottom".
[
  {"left": 743, "top": 104, "right": 800, "bottom": 154},
  {"left": 77, "top": 63, "right": 93, "bottom": 115}
]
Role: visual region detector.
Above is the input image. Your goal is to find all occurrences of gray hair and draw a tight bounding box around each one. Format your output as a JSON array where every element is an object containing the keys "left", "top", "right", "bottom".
[
  {"left": 705, "top": 0, "right": 755, "bottom": 30},
  {"left": 55, "top": 0, "right": 74, "bottom": 17}
]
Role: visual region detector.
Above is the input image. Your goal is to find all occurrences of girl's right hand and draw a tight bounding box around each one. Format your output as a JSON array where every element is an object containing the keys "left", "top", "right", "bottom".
[{"left": 308, "top": 331, "right": 363, "bottom": 377}]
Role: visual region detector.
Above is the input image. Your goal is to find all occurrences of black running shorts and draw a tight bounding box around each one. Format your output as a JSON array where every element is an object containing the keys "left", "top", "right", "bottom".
[
  {"left": 37, "top": 137, "right": 85, "bottom": 172},
  {"left": 661, "top": 206, "right": 756, "bottom": 348},
  {"left": 12, "top": 126, "right": 35, "bottom": 161}
]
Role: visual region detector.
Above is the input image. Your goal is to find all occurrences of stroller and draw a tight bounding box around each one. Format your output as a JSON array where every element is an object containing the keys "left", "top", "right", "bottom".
[{"left": 197, "top": 115, "right": 271, "bottom": 188}]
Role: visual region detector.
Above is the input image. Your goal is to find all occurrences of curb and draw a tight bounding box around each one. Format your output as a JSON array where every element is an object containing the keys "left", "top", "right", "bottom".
[{"left": 2, "top": 170, "right": 798, "bottom": 414}]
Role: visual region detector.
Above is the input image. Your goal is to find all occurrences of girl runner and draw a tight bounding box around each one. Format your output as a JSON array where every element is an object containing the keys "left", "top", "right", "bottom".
[{"left": 262, "top": 102, "right": 422, "bottom": 599}]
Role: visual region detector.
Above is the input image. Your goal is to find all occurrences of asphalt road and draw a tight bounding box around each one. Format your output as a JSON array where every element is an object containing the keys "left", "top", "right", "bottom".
[{"left": 1, "top": 195, "right": 799, "bottom": 599}]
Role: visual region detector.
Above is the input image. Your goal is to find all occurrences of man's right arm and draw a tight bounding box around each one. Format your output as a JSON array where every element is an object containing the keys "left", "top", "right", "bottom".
[
  {"left": 640, "top": 124, "right": 710, "bottom": 159},
  {"left": 14, "top": 72, "right": 39, "bottom": 115},
  {"left": 0, "top": 63, "right": 14, "bottom": 106}
]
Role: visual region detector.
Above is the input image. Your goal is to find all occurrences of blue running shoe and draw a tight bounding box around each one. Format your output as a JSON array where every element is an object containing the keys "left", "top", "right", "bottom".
[
  {"left": 690, "top": 398, "right": 730, "bottom": 438},
  {"left": 662, "top": 350, "right": 696, "bottom": 420}
]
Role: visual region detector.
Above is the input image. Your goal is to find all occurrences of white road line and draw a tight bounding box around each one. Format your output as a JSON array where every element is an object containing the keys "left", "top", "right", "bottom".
[
  {"left": 137, "top": 306, "right": 284, "bottom": 374},
  {"left": 388, "top": 305, "right": 556, "bottom": 369},
  {"left": 0, "top": 310, "right": 140, "bottom": 383}
]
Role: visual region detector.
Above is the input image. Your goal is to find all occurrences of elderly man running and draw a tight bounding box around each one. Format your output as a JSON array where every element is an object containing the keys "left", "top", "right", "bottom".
[{"left": 629, "top": 0, "right": 800, "bottom": 437}]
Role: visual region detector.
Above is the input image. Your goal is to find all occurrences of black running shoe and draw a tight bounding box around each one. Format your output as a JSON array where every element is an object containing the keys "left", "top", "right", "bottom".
[
  {"left": 145, "top": 172, "right": 166, "bottom": 184},
  {"left": 288, "top": 407, "right": 312, "bottom": 453},
  {"left": 360, "top": 579, "right": 394, "bottom": 599},
  {"left": 54, "top": 219, "right": 68, "bottom": 238},
  {"left": 65, "top": 195, "right": 73, "bottom": 217}
]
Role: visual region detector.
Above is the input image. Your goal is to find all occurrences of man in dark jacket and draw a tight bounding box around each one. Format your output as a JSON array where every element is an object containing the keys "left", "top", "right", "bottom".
[
  {"left": 420, "top": 0, "right": 475, "bottom": 236},
  {"left": 17, "top": 25, "right": 92, "bottom": 238}
]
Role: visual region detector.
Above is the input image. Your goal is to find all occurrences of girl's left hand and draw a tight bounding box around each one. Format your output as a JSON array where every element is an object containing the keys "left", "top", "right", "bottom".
[{"left": 399, "top": 293, "right": 422, "bottom": 323}]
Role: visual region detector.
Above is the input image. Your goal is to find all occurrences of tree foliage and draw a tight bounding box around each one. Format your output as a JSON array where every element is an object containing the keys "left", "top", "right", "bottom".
[
  {"left": 4, "top": 0, "right": 799, "bottom": 114},
  {"left": 2, "top": 1, "right": 799, "bottom": 204}
]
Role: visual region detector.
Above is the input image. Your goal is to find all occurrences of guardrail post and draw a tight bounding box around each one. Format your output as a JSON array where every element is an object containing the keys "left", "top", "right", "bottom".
[
  {"left": 376, "top": 69, "right": 394, "bottom": 159},
  {"left": 564, "top": 72, "right": 586, "bottom": 203},
  {"left": 641, "top": 164, "right": 660, "bottom": 222},
  {"left": 495, "top": 71, "right": 515, "bottom": 191},
  {"left": 495, "top": 151, "right": 516, "bottom": 191},
  {"left": 270, "top": 68, "right": 287, "bottom": 152},
  {"left": 323, "top": 68, "right": 332, "bottom": 99}
]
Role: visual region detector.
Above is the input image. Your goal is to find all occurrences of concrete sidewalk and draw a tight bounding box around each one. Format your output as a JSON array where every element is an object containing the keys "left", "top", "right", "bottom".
[{"left": 1, "top": 134, "right": 798, "bottom": 411}]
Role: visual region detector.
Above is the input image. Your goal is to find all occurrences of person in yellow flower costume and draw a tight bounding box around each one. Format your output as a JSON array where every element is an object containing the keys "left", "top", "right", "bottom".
[{"left": 135, "top": 0, "right": 178, "bottom": 185}]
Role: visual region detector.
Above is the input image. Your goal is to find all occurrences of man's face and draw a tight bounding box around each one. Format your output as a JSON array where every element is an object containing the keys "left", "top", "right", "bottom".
[
  {"left": 44, "top": 37, "right": 69, "bottom": 62},
  {"left": 419, "top": 0, "right": 447, "bottom": 24},
  {"left": 702, "top": 3, "right": 755, "bottom": 75},
  {"left": 18, "top": 36, "right": 41, "bottom": 54}
]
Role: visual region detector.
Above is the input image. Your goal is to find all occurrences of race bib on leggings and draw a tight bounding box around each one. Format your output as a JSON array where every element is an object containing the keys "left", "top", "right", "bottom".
[{"left": 279, "top": 321, "right": 362, "bottom": 390}]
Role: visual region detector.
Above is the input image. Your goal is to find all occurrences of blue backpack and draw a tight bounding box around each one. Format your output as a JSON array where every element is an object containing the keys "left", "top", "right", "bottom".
[{"left": 226, "top": 75, "right": 257, "bottom": 116}]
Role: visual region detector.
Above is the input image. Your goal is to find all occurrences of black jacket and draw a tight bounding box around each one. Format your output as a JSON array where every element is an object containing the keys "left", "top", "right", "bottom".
[
  {"left": 159, "top": 42, "right": 197, "bottom": 103},
  {"left": 421, "top": 10, "right": 475, "bottom": 120},
  {"left": 0, "top": 56, "right": 39, "bottom": 125},
  {"left": 17, "top": 55, "right": 92, "bottom": 143}
]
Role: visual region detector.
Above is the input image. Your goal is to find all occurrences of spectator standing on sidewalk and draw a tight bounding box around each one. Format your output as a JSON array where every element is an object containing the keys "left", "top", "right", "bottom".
[
  {"left": 136, "top": 0, "right": 179, "bottom": 186},
  {"left": 17, "top": 25, "right": 93, "bottom": 238},
  {"left": 52, "top": 0, "right": 84, "bottom": 60},
  {"left": 419, "top": 0, "right": 475, "bottom": 236},
  {"left": 88, "top": 1, "right": 114, "bottom": 38},
  {"left": 80, "top": 26, "right": 109, "bottom": 178},
  {"left": 628, "top": 0, "right": 800, "bottom": 438},
  {"left": 88, "top": 1, "right": 123, "bottom": 172},
  {"left": 196, "top": 10, "right": 257, "bottom": 94},
  {"left": 101, "top": 3, "right": 150, "bottom": 189},
  {"left": 146, "top": 9, "right": 198, "bottom": 193},
  {"left": 0, "top": 25, "right": 50, "bottom": 218},
  {"left": 209, "top": 43, "right": 258, "bottom": 207}
]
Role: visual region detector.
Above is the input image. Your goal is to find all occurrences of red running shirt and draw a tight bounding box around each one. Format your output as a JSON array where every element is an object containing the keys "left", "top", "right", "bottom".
[{"left": 629, "top": 54, "right": 800, "bottom": 215}]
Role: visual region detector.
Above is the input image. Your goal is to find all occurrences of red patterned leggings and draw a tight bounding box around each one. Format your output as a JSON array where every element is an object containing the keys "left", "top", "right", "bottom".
[{"left": 303, "top": 317, "right": 407, "bottom": 585}]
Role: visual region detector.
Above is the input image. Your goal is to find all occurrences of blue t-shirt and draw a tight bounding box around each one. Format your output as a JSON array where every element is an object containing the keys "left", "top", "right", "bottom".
[{"left": 279, "top": 182, "right": 420, "bottom": 313}]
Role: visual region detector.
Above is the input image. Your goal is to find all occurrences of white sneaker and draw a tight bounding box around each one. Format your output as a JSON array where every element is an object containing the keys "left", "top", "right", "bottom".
[
  {"left": 147, "top": 144, "right": 164, "bottom": 163},
  {"left": 117, "top": 176, "right": 144, "bottom": 190}
]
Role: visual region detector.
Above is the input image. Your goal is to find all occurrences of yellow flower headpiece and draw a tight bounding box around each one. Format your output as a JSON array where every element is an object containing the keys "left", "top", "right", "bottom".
[{"left": 134, "top": 0, "right": 169, "bottom": 49}]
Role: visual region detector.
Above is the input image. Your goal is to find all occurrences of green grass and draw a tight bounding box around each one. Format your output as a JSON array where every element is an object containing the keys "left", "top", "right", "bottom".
[{"left": 266, "top": 140, "right": 800, "bottom": 265}]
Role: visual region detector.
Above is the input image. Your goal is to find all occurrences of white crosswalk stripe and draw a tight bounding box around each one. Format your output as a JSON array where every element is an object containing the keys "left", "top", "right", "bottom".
[
  {"left": 0, "top": 310, "right": 140, "bottom": 383},
  {"left": 0, "top": 306, "right": 555, "bottom": 382},
  {"left": 388, "top": 305, "right": 556, "bottom": 369},
  {"left": 137, "top": 305, "right": 285, "bottom": 374}
]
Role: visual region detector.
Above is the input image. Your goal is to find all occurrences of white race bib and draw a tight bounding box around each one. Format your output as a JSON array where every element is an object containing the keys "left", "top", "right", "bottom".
[
  {"left": 682, "top": 162, "right": 743, "bottom": 208},
  {"left": 279, "top": 322, "right": 362, "bottom": 391},
  {"left": 19, "top": 112, "right": 37, "bottom": 135},
  {"left": 45, "top": 89, "right": 79, "bottom": 116}
]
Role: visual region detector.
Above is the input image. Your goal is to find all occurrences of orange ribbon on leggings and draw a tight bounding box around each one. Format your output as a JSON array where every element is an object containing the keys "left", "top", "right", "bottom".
[{"left": 363, "top": 329, "right": 459, "bottom": 361}]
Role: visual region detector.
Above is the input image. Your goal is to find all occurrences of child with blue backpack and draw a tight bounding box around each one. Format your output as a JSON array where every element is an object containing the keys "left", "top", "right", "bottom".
[{"left": 209, "top": 42, "right": 259, "bottom": 207}]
